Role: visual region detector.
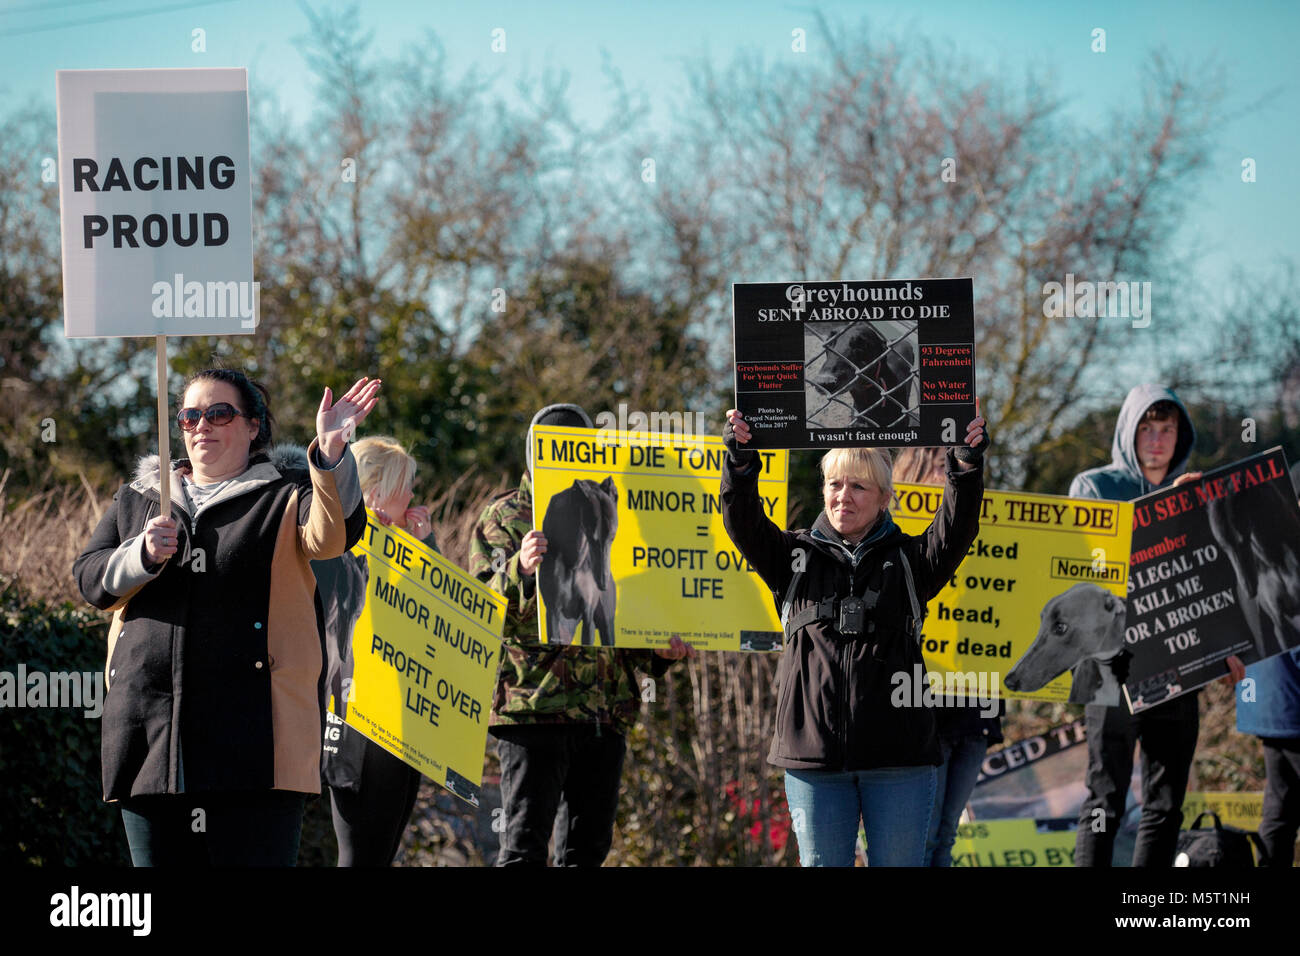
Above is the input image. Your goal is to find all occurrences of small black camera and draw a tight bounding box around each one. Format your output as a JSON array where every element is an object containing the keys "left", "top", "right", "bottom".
[{"left": 838, "top": 596, "right": 866, "bottom": 636}]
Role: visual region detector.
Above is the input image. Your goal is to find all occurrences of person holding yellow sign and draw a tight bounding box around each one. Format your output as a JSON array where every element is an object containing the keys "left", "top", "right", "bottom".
[
  {"left": 315, "top": 436, "right": 439, "bottom": 866},
  {"left": 721, "top": 405, "right": 987, "bottom": 866},
  {"left": 470, "top": 404, "right": 693, "bottom": 867}
]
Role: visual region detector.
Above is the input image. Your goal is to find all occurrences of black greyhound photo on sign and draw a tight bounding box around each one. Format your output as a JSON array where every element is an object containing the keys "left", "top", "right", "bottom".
[
  {"left": 1122, "top": 447, "right": 1300, "bottom": 712},
  {"left": 538, "top": 477, "right": 619, "bottom": 646},
  {"left": 733, "top": 278, "right": 976, "bottom": 449}
]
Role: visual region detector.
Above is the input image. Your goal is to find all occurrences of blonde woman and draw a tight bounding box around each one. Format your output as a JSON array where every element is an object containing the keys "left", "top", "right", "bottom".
[
  {"left": 314, "top": 435, "right": 437, "bottom": 866},
  {"left": 720, "top": 408, "right": 988, "bottom": 866}
]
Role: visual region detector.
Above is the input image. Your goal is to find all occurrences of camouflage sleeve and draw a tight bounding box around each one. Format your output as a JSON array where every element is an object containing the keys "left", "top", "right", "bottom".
[{"left": 469, "top": 500, "right": 537, "bottom": 624}]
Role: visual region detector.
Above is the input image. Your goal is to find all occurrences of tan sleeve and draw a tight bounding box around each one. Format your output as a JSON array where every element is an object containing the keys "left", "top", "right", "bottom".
[
  {"left": 103, "top": 606, "right": 130, "bottom": 690},
  {"left": 296, "top": 437, "right": 361, "bottom": 560}
]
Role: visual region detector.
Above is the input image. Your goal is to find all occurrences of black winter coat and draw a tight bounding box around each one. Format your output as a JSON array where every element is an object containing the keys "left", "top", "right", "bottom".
[
  {"left": 73, "top": 441, "right": 365, "bottom": 800},
  {"left": 721, "top": 450, "right": 983, "bottom": 770}
]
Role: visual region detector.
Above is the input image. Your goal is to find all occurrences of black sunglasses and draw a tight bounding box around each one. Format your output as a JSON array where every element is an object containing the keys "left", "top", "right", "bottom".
[{"left": 176, "top": 402, "right": 253, "bottom": 431}]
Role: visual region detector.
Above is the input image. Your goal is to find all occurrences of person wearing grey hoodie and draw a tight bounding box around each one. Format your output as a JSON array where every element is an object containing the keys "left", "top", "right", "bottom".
[{"left": 1070, "top": 384, "right": 1200, "bottom": 866}]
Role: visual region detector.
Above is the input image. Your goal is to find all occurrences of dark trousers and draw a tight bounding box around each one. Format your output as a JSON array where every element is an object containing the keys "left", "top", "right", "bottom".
[
  {"left": 1075, "top": 693, "right": 1200, "bottom": 867},
  {"left": 493, "top": 723, "right": 627, "bottom": 867},
  {"left": 120, "top": 790, "right": 307, "bottom": 866},
  {"left": 1260, "top": 737, "right": 1300, "bottom": 866},
  {"left": 328, "top": 739, "right": 423, "bottom": 866}
]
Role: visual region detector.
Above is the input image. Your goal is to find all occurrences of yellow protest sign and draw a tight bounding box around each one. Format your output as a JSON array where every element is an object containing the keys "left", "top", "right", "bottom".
[
  {"left": 891, "top": 485, "right": 1133, "bottom": 702},
  {"left": 951, "top": 819, "right": 1078, "bottom": 867},
  {"left": 334, "top": 511, "right": 506, "bottom": 805},
  {"left": 1180, "top": 791, "right": 1264, "bottom": 833},
  {"left": 951, "top": 793, "right": 1265, "bottom": 867},
  {"left": 530, "top": 425, "right": 788, "bottom": 651}
]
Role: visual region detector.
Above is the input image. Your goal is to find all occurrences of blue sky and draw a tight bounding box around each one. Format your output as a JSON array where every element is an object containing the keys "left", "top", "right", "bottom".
[{"left": 2, "top": 0, "right": 1297, "bottom": 288}]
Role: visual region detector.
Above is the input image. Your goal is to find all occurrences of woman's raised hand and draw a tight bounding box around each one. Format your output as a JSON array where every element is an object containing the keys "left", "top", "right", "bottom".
[
  {"left": 723, "top": 409, "right": 757, "bottom": 465},
  {"left": 317, "top": 377, "right": 382, "bottom": 463},
  {"left": 955, "top": 397, "right": 989, "bottom": 469}
]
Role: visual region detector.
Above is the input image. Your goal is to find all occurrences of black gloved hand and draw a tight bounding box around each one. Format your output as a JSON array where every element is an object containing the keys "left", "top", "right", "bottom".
[
  {"left": 953, "top": 420, "right": 990, "bottom": 466},
  {"left": 723, "top": 417, "right": 758, "bottom": 467}
]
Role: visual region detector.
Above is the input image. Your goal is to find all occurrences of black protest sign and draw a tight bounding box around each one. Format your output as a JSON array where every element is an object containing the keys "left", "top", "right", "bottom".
[
  {"left": 732, "top": 278, "right": 976, "bottom": 449},
  {"left": 975, "top": 718, "right": 1087, "bottom": 787},
  {"left": 1122, "top": 447, "right": 1300, "bottom": 712}
]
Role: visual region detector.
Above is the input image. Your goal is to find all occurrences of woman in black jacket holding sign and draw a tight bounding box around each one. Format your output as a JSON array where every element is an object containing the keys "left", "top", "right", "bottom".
[
  {"left": 720, "top": 406, "right": 987, "bottom": 866},
  {"left": 74, "top": 369, "right": 378, "bottom": 866}
]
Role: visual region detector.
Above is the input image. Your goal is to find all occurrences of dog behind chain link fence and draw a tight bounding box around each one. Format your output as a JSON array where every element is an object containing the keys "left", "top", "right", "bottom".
[{"left": 804, "top": 320, "right": 919, "bottom": 430}]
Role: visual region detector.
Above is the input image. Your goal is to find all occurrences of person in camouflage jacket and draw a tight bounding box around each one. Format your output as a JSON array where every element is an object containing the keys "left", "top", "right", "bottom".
[{"left": 470, "top": 403, "right": 692, "bottom": 866}]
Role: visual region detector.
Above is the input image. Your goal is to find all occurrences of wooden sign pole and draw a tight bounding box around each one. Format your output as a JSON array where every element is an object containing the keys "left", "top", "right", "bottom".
[{"left": 155, "top": 335, "right": 170, "bottom": 512}]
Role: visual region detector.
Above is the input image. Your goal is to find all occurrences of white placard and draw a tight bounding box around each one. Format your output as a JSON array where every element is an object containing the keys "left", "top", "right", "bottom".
[{"left": 57, "top": 68, "right": 254, "bottom": 338}]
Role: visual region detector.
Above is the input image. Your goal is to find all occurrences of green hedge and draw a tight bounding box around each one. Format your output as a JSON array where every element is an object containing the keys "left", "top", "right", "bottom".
[{"left": 0, "top": 575, "right": 130, "bottom": 866}]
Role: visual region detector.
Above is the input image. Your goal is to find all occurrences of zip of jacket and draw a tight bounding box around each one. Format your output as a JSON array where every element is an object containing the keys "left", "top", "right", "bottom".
[
  {"left": 823, "top": 538, "right": 890, "bottom": 770},
  {"left": 839, "top": 623, "right": 851, "bottom": 770},
  {"left": 835, "top": 548, "right": 858, "bottom": 770}
]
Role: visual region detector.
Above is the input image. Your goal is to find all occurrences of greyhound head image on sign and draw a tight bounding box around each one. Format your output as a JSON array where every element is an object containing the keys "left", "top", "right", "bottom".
[
  {"left": 540, "top": 476, "right": 618, "bottom": 646},
  {"left": 804, "top": 320, "right": 918, "bottom": 430},
  {"left": 1005, "top": 583, "right": 1129, "bottom": 707}
]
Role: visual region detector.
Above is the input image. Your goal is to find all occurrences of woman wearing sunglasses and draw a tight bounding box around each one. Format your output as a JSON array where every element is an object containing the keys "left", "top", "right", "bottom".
[{"left": 73, "top": 367, "right": 380, "bottom": 866}]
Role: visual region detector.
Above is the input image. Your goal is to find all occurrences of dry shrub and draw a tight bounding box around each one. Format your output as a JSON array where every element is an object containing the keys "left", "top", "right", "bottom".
[
  {"left": 0, "top": 464, "right": 511, "bottom": 608},
  {"left": 0, "top": 468, "right": 105, "bottom": 606},
  {"left": 422, "top": 471, "right": 513, "bottom": 569}
]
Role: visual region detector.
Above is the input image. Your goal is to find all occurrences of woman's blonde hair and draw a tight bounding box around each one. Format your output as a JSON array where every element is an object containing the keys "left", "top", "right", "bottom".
[
  {"left": 820, "top": 447, "right": 894, "bottom": 498},
  {"left": 892, "top": 447, "right": 948, "bottom": 486},
  {"left": 353, "top": 436, "right": 417, "bottom": 505}
]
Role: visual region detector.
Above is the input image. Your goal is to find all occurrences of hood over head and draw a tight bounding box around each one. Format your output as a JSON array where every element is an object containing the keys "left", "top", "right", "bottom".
[
  {"left": 1110, "top": 384, "right": 1195, "bottom": 488},
  {"left": 526, "top": 403, "right": 592, "bottom": 472}
]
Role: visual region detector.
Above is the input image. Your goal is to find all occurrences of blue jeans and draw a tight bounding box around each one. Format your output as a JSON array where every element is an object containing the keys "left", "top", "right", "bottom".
[
  {"left": 784, "top": 766, "right": 935, "bottom": 867},
  {"left": 120, "top": 790, "right": 307, "bottom": 866},
  {"left": 926, "top": 733, "right": 989, "bottom": 866}
]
